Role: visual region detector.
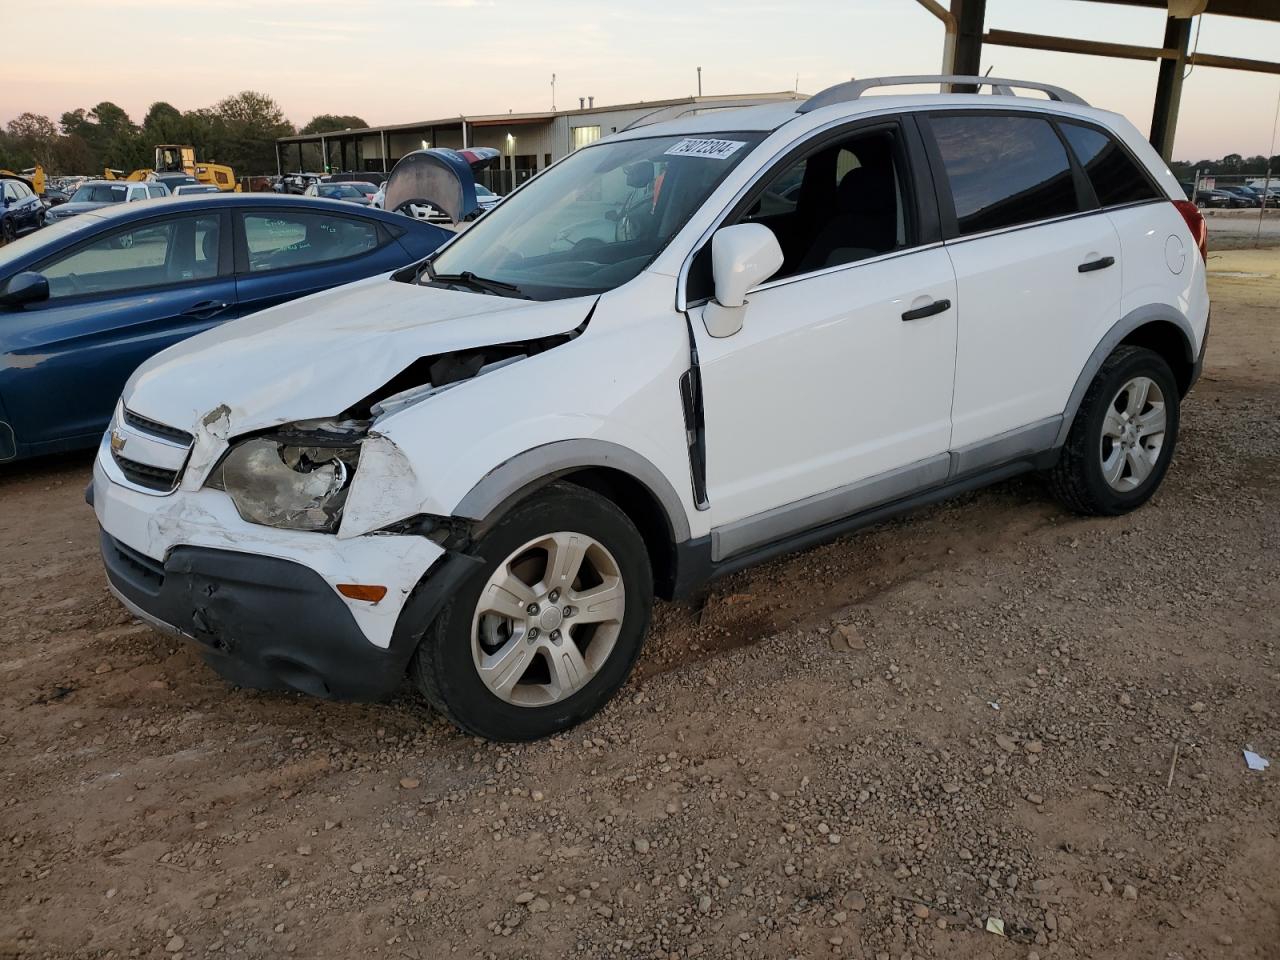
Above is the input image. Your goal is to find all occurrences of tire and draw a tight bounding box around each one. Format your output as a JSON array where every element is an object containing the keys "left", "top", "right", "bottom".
[
  {"left": 1049, "top": 345, "right": 1180, "bottom": 516},
  {"left": 0, "top": 217, "right": 14, "bottom": 246},
  {"left": 411, "top": 482, "right": 654, "bottom": 741}
]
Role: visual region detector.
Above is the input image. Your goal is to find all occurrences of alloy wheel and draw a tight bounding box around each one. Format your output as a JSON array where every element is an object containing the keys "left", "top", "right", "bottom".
[
  {"left": 471, "top": 531, "right": 626, "bottom": 707},
  {"left": 1100, "top": 376, "right": 1166, "bottom": 492}
]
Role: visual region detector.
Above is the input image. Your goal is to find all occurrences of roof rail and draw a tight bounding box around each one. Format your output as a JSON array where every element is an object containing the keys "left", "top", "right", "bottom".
[{"left": 797, "top": 75, "right": 1088, "bottom": 114}]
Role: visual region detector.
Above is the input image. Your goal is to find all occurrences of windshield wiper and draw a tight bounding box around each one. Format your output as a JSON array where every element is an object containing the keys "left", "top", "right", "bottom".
[{"left": 422, "top": 263, "right": 527, "bottom": 298}]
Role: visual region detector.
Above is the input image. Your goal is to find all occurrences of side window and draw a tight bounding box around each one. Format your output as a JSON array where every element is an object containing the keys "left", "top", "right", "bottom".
[
  {"left": 242, "top": 212, "right": 381, "bottom": 273},
  {"left": 733, "top": 126, "right": 913, "bottom": 279},
  {"left": 929, "top": 114, "right": 1079, "bottom": 236},
  {"left": 1057, "top": 122, "right": 1161, "bottom": 208},
  {"left": 2, "top": 183, "right": 16, "bottom": 202},
  {"left": 147, "top": 185, "right": 168, "bottom": 199},
  {"left": 38, "top": 215, "right": 222, "bottom": 299}
]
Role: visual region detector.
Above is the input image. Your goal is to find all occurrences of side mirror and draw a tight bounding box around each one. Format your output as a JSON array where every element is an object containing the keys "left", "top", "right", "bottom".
[
  {"left": 0, "top": 272, "right": 50, "bottom": 308},
  {"left": 703, "top": 223, "right": 783, "bottom": 338}
]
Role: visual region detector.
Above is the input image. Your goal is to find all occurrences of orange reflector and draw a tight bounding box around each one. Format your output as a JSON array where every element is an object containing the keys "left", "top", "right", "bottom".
[{"left": 337, "top": 583, "right": 388, "bottom": 603}]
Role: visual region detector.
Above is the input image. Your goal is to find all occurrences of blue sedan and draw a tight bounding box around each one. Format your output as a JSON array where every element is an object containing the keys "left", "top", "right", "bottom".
[{"left": 0, "top": 194, "right": 451, "bottom": 462}]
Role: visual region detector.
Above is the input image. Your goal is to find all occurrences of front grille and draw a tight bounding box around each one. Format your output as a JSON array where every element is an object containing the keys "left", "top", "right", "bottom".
[
  {"left": 107, "top": 534, "right": 166, "bottom": 591},
  {"left": 113, "top": 453, "right": 181, "bottom": 492},
  {"left": 123, "top": 409, "right": 193, "bottom": 446}
]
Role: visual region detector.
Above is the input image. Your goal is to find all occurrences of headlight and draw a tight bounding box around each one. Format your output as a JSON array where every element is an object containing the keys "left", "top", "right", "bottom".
[{"left": 209, "top": 437, "right": 360, "bottom": 532}]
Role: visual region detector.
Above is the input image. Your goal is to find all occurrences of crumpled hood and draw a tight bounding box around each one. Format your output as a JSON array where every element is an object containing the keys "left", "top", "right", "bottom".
[{"left": 124, "top": 275, "right": 595, "bottom": 437}]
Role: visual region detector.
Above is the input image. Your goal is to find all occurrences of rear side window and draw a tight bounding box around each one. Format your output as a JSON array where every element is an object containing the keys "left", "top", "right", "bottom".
[
  {"left": 242, "top": 211, "right": 381, "bottom": 273},
  {"left": 1057, "top": 122, "right": 1161, "bottom": 207},
  {"left": 929, "top": 114, "right": 1079, "bottom": 236}
]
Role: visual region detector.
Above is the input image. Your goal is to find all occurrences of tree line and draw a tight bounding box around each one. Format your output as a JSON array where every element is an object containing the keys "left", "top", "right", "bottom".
[
  {"left": 0, "top": 93, "right": 369, "bottom": 177},
  {"left": 1171, "top": 153, "right": 1280, "bottom": 179}
]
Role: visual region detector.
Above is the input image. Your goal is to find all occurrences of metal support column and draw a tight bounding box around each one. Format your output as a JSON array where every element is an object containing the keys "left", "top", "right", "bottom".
[
  {"left": 381, "top": 130, "right": 388, "bottom": 172},
  {"left": 1150, "top": 16, "right": 1193, "bottom": 161},
  {"left": 950, "top": 0, "right": 987, "bottom": 90}
]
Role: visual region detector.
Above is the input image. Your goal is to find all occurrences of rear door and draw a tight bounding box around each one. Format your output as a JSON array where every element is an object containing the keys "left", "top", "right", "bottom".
[
  {"left": 920, "top": 111, "right": 1123, "bottom": 456},
  {"left": 2, "top": 211, "right": 235, "bottom": 449},
  {"left": 231, "top": 207, "right": 402, "bottom": 314}
]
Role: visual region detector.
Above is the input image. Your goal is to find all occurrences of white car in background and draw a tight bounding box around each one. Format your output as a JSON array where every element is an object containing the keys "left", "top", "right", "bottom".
[
  {"left": 93, "top": 75, "right": 1209, "bottom": 742},
  {"left": 373, "top": 182, "right": 502, "bottom": 223}
]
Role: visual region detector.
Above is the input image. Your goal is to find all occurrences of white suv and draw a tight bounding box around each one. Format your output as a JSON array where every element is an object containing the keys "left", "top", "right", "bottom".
[{"left": 92, "top": 76, "right": 1210, "bottom": 741}]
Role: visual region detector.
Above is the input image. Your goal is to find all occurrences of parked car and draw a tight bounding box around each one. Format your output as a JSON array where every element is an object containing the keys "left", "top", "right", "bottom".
[
  {"left": 283, "top": 173, "right": 326, "bottom": 195},
  {"left": 150, "top": 172, "right": 200, "bottom": 193},
  {"left": 1194, "top": 188, "right": 1234, "bottom": 209},
  {"left": 0, "top": 194, "right": 452, "bottom": 461},
  {"left": 172, "top": 184, "right": 222, "bottom": 196},
  {"left": 41, "top": 187, "right": 71, "bottom": 208},
  {"left": 1217, "top": 185, "right": 1262, "bottom": 207},
  {"left": 1, "top": 178, "right": 46, "bottom": 244},
  {"left": 45, "top": 179, "right": 168, "bottom": 222},
  {"left": 374, "top": 181, "right": 502, "bottom": 221},
  {"left": 90, "top": 75, "right": 1208, "bottom": 741},
  {"left": 304, "top": 182, "right": 374, "bottom": 205}
]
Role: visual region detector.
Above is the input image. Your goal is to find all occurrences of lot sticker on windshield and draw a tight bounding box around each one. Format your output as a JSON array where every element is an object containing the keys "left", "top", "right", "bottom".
[{"left": 664, "top": 138, "right": 747, "bottom": 160}]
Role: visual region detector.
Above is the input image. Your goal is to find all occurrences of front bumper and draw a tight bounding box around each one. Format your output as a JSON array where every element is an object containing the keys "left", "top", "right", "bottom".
[{"left": 92, "top": 448, "right": 478, "bottom": 700}]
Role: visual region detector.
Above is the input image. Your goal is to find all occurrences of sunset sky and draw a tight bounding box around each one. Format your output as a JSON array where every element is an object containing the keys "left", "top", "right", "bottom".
[{"left": 3, "top": 0, "right": 1278, "bottom": 162}]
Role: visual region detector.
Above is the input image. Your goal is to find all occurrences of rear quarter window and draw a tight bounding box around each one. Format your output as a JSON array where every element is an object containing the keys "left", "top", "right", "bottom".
[
  {"left": 1057, "top": 122, "right": 1162, "bottom": 207},
  {"left": 928, "top": 113, "right": 1080, "bottom": 236}
]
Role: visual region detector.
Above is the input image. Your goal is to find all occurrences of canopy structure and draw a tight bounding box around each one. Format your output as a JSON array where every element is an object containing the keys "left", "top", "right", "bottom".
[{"left": 912, "top": 0, "right": 1280, "bottom": 159}]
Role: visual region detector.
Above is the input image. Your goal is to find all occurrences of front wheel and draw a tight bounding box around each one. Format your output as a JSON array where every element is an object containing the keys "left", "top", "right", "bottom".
[
  {"left": 0, "top": 217, "right": 15, "bottom": 246},
  {"left": 411, "top": 482, "right": 653, "bottom": 741},
  {"left": 1049, "top": 345, "right": 1180, "bottom": 515}
]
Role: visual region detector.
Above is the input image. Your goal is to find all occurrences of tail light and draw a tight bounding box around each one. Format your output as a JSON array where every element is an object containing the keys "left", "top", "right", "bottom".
[{"left": 1173, "top": 200, "right": 1207, "bottom": 262}]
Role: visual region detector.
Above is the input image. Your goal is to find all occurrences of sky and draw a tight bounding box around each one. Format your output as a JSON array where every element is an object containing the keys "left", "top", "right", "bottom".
[{"left": 2, "top": 0, "right": 1278, "bottom": 163}]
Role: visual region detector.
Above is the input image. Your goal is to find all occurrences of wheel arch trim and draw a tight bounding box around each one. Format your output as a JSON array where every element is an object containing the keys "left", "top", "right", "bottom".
[
  {"left": 453, "top": 439, "right": 693, "bottom": 544},
  {"left": 1054, "top": 304, "right": 1195, "bottom": 448}
]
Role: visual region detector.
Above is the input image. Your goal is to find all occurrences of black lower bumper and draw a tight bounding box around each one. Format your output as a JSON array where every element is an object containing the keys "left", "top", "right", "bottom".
[{"left": 100, "top": 529, "right": 480, "bottom": 701}]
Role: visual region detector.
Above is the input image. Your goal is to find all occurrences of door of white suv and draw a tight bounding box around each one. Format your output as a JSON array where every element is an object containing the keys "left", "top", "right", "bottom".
[
  {"left": 921, "top": 111, "right": 1124, "bottom": 456},
  {"left": 685, "top": 118, "right": 958, "bottom": 558}
]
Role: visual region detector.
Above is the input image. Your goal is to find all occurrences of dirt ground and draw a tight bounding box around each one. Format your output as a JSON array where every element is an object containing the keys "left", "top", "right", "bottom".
[{"left": 2, "top": 248, "right": 1278, "bottom": 960}]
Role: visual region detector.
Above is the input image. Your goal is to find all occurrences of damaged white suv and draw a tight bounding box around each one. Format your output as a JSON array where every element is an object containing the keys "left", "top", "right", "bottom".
[{"left": 94, "top": 76, "right": 1210, "bottom": 740}]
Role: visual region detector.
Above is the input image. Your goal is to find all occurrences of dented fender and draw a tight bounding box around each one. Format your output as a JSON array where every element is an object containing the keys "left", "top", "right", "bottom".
[{"left": 338, "top": 432, "right": 424, "bottom": 538}]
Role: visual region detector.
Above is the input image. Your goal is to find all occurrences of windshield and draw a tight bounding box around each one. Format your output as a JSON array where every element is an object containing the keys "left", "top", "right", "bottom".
[
  {"left": 428, "top": 131, "right": 763, "bottom": 299},
  {"left": 71, "top": 184, "right": 127, "bottom": 204}
]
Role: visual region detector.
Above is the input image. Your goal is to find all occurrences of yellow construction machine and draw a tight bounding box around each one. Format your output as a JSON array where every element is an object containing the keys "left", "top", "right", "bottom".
[
  {"left": 0, "top": 165, "right": 47, "bottom": 196},
  {"left": 103, "top": 146, "right": 240, "bottom": 191}
]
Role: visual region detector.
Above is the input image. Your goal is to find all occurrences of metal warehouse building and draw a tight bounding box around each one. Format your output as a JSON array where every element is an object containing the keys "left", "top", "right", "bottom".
[{"left": 274, "top": 92, "right": 802, "bottom": 193}]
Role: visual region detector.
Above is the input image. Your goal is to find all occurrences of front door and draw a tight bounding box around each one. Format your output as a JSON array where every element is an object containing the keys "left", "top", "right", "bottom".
[
  {"left": 687, "top": 119, "right": 958, "bottom": 558},
  {"left": 2, "top": 211, "right": 235, "bottom": 451}
]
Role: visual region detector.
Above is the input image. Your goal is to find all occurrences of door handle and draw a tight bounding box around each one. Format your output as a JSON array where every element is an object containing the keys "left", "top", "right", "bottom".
[
  {"left": 901, "top": 298, "right": 951, "bottom": 322},
  {"left": 1077, "top": 256, "right": 1115, "bottom": 273},
  {"left": 182, "top": 300, "right": 229, "bottom": 319}
]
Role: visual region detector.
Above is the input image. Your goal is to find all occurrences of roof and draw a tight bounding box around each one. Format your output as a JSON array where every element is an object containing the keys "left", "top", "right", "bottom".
[
  {"left": 606, "top": 89, "right": 1114, "bottom": 142},
  {"left": 1077, "top": 0, "right": 1280, "bottom": 21}
]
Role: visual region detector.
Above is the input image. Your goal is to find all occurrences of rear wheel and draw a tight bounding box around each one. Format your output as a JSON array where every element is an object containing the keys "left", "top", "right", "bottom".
[
  {"left": 1049, "top": 345, "right": 1180, "bottom": 515},
  {"left": 411, "top": 483, "right": 653, "bottom": 741}
]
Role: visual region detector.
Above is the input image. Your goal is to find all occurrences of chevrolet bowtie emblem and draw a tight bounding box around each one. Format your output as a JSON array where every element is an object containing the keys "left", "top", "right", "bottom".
[{"left": 110, "top": 429, "right": 127, "bottom": 454}]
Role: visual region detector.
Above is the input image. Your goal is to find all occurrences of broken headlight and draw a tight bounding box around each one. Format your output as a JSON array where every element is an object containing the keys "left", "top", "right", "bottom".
[{"left": 209, "top": 437, "right": 361, "bottom": 533}]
